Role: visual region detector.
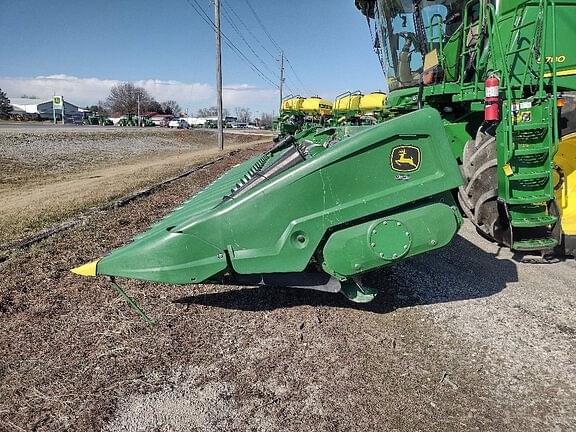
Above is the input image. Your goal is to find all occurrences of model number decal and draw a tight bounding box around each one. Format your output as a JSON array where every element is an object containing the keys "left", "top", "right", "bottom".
[{"left": 537, "top": 55, "right": 567, "bottom": 64}]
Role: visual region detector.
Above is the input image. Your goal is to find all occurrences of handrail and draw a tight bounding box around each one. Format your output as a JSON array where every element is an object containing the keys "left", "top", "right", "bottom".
[
  {"left": 334, "top": 90, "right": 363, "bottom": 112},
  {"left": 550, "top": 0, "right": 558, "bottom": 148},
  {"left": 427, "top": 14, "right": 445, "bottom": 73},
  {"left": 536, "top": 0, "right": 548, "bottom": 96},
  {"left": 487, "top": 3, "right": 515, "bottom": 157},
  {"left": 282, "top": 94, "right": 304, "bottom": 101}
]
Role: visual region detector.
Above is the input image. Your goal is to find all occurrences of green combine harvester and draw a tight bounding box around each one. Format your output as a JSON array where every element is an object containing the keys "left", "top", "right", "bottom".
[{"left": 74, "top": 0, "right": 575, "bottom": 305}]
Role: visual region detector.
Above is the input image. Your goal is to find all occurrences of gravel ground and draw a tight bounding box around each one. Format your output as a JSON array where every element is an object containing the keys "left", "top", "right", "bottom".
[
  {"left": 0, "top": 127, "right": 266, "bottom": 186},
  {"left": 0, "top": 144, "right": 575, "bottom": 431}
]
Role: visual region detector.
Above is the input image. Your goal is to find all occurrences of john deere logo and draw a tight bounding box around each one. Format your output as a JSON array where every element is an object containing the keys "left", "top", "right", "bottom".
[{"left": 391, "top": 146, "right": 421, "bottom": 172}]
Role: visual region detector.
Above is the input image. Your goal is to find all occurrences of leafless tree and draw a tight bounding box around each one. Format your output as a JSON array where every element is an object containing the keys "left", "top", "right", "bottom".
[
  {"left": 161, "top": 100, "right": 182, "bottom": 116},
  {"left": 196, "top": 106, "right": 229, "bottom": 117},
  {"left": 234, "top": 107, "right": 251, "bottom": 123},
  {"left": 105, "top": 82, "right": 156, "bottom": 115},
  {"left": 148, "top": 100, "right": 162, "bottom": 113},
  {"left": 85, "top": 102, "right": 109, "bottom": 116},
  {"left": 258, "top": 112, "right": 274, "bottom": 129}
]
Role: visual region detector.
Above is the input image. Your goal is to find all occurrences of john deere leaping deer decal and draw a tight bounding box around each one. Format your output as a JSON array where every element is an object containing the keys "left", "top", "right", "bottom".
[{"left": 391, "top": 146, "right": 421, "bottom": 172}]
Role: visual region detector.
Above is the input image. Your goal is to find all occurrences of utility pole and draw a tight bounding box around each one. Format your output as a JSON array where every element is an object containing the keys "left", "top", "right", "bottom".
[
  {"left": 53, "top": 94, "right": 56, "bottom": 125},
  {"left": 214, "top": 0, "right": 224, "bottom": 150},
  {"left": 137, "top": 94, "right": 141, "bottom": 127},
  {"left": 279, "top": 51, "right": 285, "bottom": 113}
]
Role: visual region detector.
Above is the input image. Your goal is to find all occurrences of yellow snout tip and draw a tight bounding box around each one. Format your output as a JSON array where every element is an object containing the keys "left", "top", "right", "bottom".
[{"left": 71, "top": 260, "right": 99, "bottom": 277}]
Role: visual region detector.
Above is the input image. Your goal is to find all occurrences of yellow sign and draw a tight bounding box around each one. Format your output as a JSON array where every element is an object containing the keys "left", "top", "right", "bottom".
[
  {"left": 391, "top": 146, "right": 421, "bottom": 172},
  {"left": 52, "top": 96, "right": 63, "bottom": 109}
]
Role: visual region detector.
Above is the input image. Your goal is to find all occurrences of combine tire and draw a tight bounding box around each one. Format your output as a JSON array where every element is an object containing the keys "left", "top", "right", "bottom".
[{"left": 458, "top": 127, "right": 504, "bottom": 242}]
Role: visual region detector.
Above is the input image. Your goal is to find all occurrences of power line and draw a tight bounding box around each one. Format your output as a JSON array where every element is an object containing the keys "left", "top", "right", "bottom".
[
  {"left": 185, "top": 0, "right": 306, "bottom": 96},
  {"left": 243, "top": 0, "right": 282, "bottom": 52},
  {"left": 223, "top": 1, "right": 302, "bottom": 95},
  {"left": 222, "top": 0, "right": 277, "bottom": 61},
  {"left": 215, "top": 0, "right": 224, "bottom": 150},
  {"left": 222, "top": 0, "right": 301, "bottom": 95},
  {"left": 241, "top": 0, "right": 309, "bottom": 95},
  {"left": 186, "top": 0, "right": 274, "bottom": 85},
  {"left": 285, "top": 58, "right": 311, "bottom": 96},
  {"left": 220, "top": 0, "right": 300, "bottom": 95},
  {"left": 220, "top": 5, "right": 278, "bottom": 79},
  {"left": 183, "top": 0, "right": 278, "bottom": 88}
]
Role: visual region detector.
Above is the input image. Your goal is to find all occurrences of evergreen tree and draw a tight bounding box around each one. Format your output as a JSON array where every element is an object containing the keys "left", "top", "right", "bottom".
[{"left": 0, "top": 89, "right": 11, "bottom": 118}]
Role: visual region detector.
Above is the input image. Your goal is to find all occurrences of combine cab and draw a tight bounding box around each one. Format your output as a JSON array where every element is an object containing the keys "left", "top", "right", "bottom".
[{"left": 74, "top": 0, "right": 575, "bottom": 306}]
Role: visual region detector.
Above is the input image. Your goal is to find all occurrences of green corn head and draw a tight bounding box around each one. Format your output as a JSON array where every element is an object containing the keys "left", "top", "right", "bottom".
[{"left": 73, "top": 108, "right": 463, "bottom": 302}]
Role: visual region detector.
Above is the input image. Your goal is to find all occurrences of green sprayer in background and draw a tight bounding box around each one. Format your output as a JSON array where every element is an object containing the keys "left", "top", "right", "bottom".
[{"left": 73, "top": 0, "right": 575, "bottom": 304}]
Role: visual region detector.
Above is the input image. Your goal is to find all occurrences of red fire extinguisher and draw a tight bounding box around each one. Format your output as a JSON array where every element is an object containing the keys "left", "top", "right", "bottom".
[{"left": 484, "top": 75, "right": 500, "bottom": 121}]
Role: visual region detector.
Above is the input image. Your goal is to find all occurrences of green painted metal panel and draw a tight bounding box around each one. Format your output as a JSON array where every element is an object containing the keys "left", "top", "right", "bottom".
[
  {"left": 97, "top": 229, "right": 226, "bottom": 284},
  {"left": 322, "top": 197, "right": 462, "bottom": 278},
  {"left": 443, "top": 121, "right": 476, "bottom": 160}
]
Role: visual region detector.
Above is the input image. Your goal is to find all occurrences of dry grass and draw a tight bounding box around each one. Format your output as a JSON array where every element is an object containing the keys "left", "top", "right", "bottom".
[
  {"left": 0, "top": 145, "right": 271, "bottom": 430},
  {"left": 0, "top": 129, "right": 268, "bottom": 244}
]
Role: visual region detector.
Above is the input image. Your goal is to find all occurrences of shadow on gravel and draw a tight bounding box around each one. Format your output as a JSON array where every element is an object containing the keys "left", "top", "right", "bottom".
[
  {"left": 175, "top": 234, "right": 518, "bottom": 313},
  {"left": 177, "top": 285, "right": 396, "bottom": 313}
]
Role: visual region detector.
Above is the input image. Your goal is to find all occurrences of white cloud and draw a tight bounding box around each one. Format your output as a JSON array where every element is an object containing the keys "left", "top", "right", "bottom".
[
  {"left": 0, "top": 74, "right": 279, "bottom": 113},
  {"left": 222, "top": 84, "right": 278, "bottom": 112}
]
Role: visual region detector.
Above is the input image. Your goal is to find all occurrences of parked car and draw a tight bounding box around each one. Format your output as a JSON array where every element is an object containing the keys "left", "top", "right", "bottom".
[
  {"left": 168, "top": 118, "right": 189, "bottom": 129},
  {"left": 160, "top": 117, "right": 172, "bottom": 127}
]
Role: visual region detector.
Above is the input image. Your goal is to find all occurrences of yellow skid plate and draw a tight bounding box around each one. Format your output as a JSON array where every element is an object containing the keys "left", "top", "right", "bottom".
[{"left": 71, "top": 260, "right": 99, "bottom": 277}]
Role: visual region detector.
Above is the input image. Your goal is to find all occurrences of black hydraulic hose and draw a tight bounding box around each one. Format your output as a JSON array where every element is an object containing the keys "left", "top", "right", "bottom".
[
  {"left": 413, "top": 0, "right": 429, "bottom": 56},
  {"left": 413, "top": 0, "right": 427, "bottom": 109},
  {"left": 417, "top": 80, "right": 425, "bottom": 109}
]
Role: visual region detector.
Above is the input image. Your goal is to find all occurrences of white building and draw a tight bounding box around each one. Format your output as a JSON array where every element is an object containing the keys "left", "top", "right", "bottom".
[
  {"left": 10, "top": 97, "right": 85, "bottom": 122},
  {"left": 9, "top": 98, "right": 43, "bottom": 114}
]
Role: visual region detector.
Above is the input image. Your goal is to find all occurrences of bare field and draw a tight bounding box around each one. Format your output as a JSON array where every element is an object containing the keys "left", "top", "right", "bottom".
[
  {"left": 0, "top": 139, "right": 575, "bottom": 431},
  {"left": 0, "top": 127, "right": 269, "bottom": 244}
]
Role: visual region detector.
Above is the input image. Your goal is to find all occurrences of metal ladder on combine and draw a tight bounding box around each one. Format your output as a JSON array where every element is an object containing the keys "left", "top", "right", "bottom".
[{"left": 497, "top": 0, "right": 560, "bottom": 251}]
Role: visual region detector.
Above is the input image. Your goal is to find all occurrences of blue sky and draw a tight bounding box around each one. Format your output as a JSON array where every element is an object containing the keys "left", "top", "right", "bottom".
[{"left": 0, "top": 0, "right": 385, "bottom": 114}]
